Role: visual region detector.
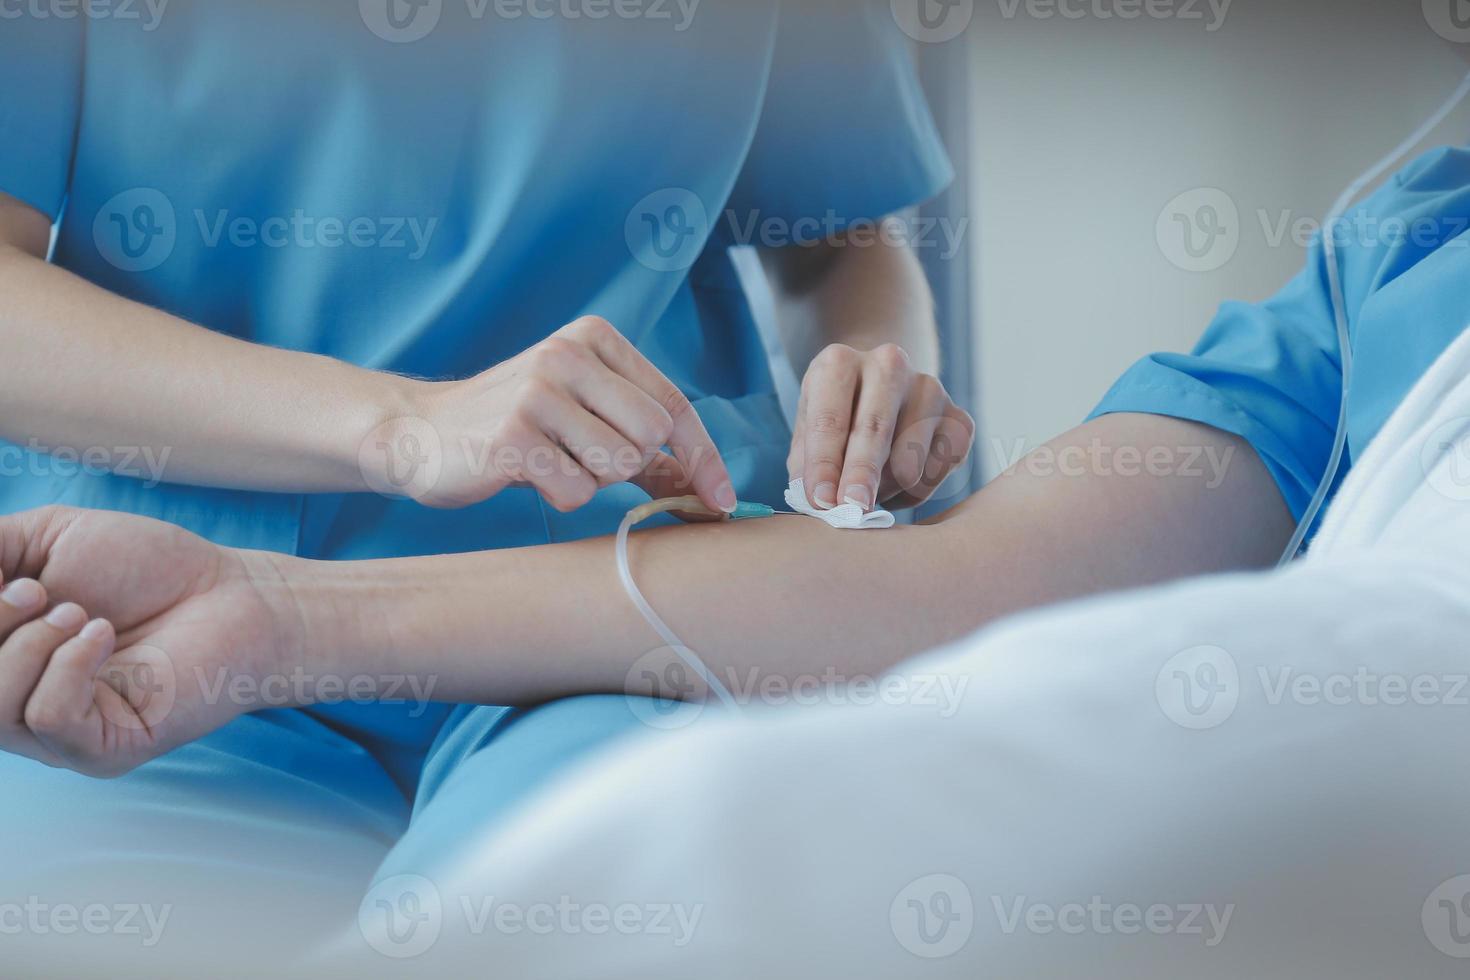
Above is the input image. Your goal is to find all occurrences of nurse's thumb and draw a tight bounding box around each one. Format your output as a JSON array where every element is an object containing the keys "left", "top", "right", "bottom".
[{"left": 629, "top": 454, "right": 726, "bottom": 523}]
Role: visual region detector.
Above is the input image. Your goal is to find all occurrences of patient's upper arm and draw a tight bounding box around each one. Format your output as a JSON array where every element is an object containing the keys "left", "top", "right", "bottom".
[{"left": 925, "top": 413, "right": 1294, "bottom": 610}]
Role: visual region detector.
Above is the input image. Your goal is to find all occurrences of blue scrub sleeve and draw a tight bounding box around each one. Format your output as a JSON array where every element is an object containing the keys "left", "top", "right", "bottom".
[
  {"left": 1088, "top": 152, "right": 1448, "bottom": 521},
  {"left": 0, "top": 16, "right": 83, "bottom": 220},
  {"left": 724, "top": 0, "right": 954, "bottom": 236}
]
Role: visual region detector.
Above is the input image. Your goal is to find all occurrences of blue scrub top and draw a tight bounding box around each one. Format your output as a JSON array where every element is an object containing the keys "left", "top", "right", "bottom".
[
  {"left": 0, "top": 0, "right": 950, "bottom": 760},
  {"left": 1093, "top": 146, "right": 1470, "bottom": 530}
]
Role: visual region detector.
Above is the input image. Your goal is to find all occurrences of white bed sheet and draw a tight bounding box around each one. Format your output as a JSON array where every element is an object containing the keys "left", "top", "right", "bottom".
[{"left": 322, "top": 328, "right": 1470, "bottom": 978}]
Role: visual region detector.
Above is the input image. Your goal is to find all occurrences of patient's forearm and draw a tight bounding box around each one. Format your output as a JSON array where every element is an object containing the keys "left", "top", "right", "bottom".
[
  {"left": 274, "top": 414, "right": 1293, "bottom": 706},
  {"left": 281, "top": 517, "right": 966, "bottom": 705}
]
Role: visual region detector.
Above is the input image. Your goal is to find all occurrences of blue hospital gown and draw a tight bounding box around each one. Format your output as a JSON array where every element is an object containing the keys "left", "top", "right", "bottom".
[{"left": 1094, "top": 147, "right": 1470, "bottom": 530}]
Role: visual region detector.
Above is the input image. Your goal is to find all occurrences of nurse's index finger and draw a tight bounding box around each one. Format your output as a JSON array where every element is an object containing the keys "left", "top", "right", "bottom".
[
  {"left": 800, "top": 345, "right": 862, "bottom": 509},
  {"left": 564, "top": 317, "right": 735, "bottom": 512},
  {"left": 837, "top": 346, "right": 910, "bottom": 511}
]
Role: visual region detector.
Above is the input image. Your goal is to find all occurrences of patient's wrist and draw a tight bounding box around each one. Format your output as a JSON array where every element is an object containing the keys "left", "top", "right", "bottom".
[{"left": 247, "top": 551, "right": 405, "bottom": 704}]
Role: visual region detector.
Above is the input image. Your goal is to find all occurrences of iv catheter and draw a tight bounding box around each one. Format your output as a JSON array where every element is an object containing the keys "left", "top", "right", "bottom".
[{"left": 623, "top": 496, "right": 794, "bottom": 526}]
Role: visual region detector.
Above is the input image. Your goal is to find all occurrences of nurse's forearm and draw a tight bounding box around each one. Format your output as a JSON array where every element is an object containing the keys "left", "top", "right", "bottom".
[
  {"left": 763, "top": 222, "right": 940, "bottom": 372},
  {"left": 275, "top": 414, "right": 1292, "bottom": 706},
  {"left": 0, "top": 203, "right": 413, "bottom": 494}
]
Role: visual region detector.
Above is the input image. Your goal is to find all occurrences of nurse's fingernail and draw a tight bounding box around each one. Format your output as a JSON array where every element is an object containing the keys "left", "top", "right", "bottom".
[
  {"left": 812, "top": 482, "right": 837, "bottom": 509},
  {"left": 0, "top": 579, "right": 44, "bottom": 611},
  {"left": 844, "top": 486, "right": 872, "bottom": 511},
  {"left": 80, "top": 619, "right": 113, "bottom": 642},
  {"left": 44, "top": 603, "right": 86, "bottom": 631},
  {"left": 714, "top": 482, "right": 738, "bottom": 514}
]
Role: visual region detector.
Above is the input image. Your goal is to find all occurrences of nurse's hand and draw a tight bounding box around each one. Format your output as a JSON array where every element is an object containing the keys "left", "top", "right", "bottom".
[
  {"left": 0, "top": 506, "right": 288, "bottom": 777},
  {"left": 399, "top": 316, "right": 738, "bottom": 515},
  {"left": 791, "top": 343, "right": 975, "bottom": 511}
]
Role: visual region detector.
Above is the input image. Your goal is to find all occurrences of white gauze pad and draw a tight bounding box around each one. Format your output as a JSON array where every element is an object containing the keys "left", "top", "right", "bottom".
[{"left": 784, "top": 479, "right": 896, "bottom": 530}]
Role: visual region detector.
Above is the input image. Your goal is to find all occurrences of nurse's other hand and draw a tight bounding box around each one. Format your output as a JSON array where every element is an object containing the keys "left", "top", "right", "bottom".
[
  {"left": 401, "top": 316, "right": 737, "bottom": 515},
  {"left": 0, "top": 506, "right": 290, "bottom": 777},
  {"left": 791, "top": 343, "right": 975, "bottom": 511}
]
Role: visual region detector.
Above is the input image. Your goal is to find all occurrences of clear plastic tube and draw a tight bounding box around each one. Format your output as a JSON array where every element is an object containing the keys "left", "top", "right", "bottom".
[
  {"left": 1278, "top": 70, "right": 1470, "bottom": 566},
  {"left": 616, "top": 497, "right": 740, "bottom": 710}
]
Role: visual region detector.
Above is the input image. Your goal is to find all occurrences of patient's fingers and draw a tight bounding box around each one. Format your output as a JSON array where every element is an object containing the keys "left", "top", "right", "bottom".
[
  {"left": 0, "top": 506, "right": 78, "bottom": 584},
  {"left": 27, "top": 618, "right": 116, "bottom": 765},
  {"left": 0, "top": 602, "right": 87, "bottom": 730},
  {"left": 0, "top": 577, "right": 48, "bottom": 639}
]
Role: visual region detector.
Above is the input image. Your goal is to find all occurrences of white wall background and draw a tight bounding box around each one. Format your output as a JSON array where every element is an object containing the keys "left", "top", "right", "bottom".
[{"left": 966, "top": 0, "right": 1470, "bottom": 477}]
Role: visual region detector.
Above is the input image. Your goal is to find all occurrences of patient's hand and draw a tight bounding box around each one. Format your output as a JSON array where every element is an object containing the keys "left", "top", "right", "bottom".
[{"left": 0, "top": 506, "right": 291, "bottom": 777}]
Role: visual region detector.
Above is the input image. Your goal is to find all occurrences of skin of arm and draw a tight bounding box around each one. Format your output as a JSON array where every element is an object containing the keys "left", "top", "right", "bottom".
[
  {"left": 0, "top": 412, "right": 1291, "bottom": 775},
  {"left": 276, "top": 413, "right": 1294, "bottom": 705},
  {"left": 760, "top": 219, "right": 940, "bottom": 374},
  {"left": 0, "top": 193, "right": 417, "bottom": 494},
  {"left": 0, "top": 194, "right": 737, "bottom": 512}
]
